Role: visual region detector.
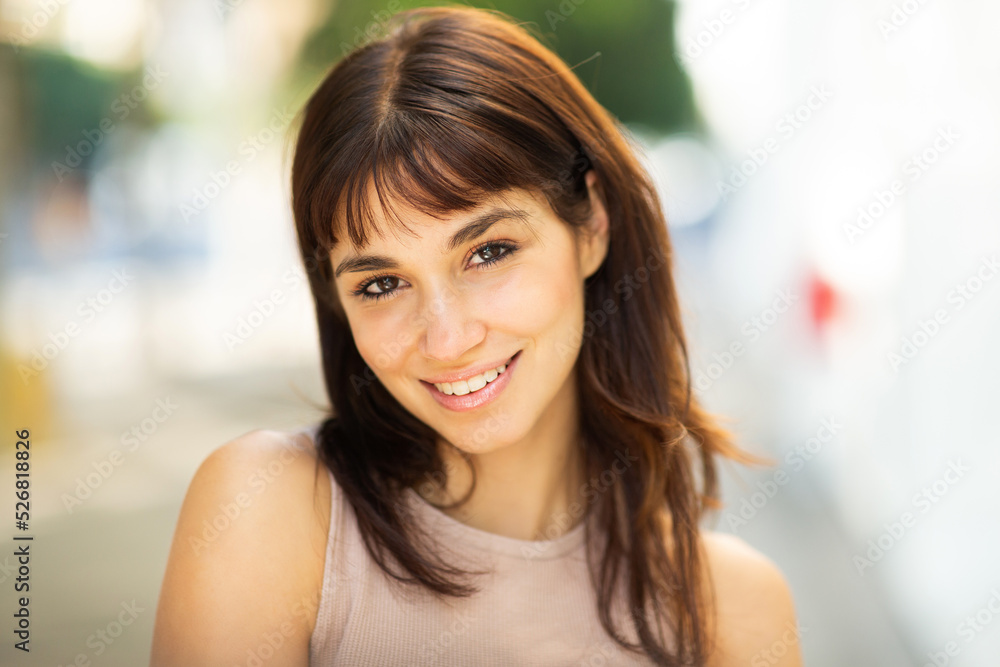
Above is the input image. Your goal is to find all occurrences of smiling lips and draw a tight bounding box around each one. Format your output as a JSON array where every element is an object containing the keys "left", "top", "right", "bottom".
[
  {"left": 430, "top": 358, "right": 511, "bottom": 396},
  {"left": 421, "top": 351, "right": 521, "bottom": 412}
]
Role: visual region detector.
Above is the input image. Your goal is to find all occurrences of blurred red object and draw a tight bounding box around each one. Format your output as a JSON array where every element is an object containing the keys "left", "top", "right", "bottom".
[{"left": 808, "top": 271, "right": 837, "bottom": 332}]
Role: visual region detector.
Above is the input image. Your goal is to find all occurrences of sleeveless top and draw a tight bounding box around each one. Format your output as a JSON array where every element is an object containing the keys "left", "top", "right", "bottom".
[{"left": 301, "top": 423, "right": 664, "bottom": 666}]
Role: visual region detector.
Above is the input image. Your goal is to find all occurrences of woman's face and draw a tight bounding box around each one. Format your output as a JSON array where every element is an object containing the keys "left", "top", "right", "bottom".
[{"left": 329, "top": 172, "right": 609, "bottom": 455}]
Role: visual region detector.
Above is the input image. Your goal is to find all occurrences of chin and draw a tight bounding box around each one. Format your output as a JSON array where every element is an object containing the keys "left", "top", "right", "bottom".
[
  {"left": 434, "top": 406, "right": 531, "bottom": 455},
  {"left": 441, "top": 420, "right": 518, "bottom": 455}
]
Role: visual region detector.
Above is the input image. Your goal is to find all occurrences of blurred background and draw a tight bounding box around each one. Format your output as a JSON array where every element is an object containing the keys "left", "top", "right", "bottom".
[{"left": 0, "top": 0, "right": 997, "bottom": 664}]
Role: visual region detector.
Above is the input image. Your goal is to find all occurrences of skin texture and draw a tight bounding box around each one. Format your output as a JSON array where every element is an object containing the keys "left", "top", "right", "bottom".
[
  {"left": 150, "top": 430, "right": 330, "bottom": 666},
  {"left": 150, "top": 171, "right": 803, "bottom": 665},
  {"left": 701, "top": 532, "right": 804, "bottom": 666}
]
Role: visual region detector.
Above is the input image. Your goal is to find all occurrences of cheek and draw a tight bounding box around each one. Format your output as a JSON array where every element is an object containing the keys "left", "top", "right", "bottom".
[
  {"left": 348, "top": 307, "right": 416, "bottom": 373},
  {"left": 484, "top": 251, "right": 584, "bottom": 339}
]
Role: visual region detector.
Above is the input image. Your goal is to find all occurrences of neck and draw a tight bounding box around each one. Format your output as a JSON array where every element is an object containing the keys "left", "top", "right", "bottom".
[{"left": 418, "top": 371, "right": 587, "bottom": 541}]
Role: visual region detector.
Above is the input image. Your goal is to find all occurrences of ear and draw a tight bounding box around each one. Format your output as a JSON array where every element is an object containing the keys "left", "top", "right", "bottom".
[{"left": 578, "top": 169, "right": 610, "bottom": 279}]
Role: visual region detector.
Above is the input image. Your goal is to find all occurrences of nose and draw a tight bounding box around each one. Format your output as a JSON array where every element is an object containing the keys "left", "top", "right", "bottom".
[{"left": 418, "top": 282, "right": 487, "bottom": 362}]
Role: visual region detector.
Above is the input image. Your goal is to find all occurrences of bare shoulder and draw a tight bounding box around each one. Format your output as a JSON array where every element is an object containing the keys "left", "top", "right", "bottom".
[
  {"left": 699, "top": 530, "right": 804, "bottom": 667},
  {"left": 151, "top": 428, "right": 332, "bottom": 667}
]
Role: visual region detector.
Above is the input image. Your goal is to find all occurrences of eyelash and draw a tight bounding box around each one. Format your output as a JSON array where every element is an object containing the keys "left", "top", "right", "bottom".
[{"left": 351, "top": 239, "right": 520, "bottom": 303}]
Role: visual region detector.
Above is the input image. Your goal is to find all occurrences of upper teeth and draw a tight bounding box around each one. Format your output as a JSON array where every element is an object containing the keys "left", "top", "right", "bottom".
[{"left": 434, "top": 360, "right": 510, "bottom": 396}]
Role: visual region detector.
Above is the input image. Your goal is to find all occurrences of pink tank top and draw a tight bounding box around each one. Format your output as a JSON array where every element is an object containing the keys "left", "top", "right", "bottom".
[{"left": 304, "top": 424, "right": 662, "bottom": 665}]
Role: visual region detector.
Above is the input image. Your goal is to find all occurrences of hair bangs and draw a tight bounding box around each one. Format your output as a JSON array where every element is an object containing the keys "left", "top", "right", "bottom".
[{"left": 321, "top": 105, "right": 552, "bottom": 254}]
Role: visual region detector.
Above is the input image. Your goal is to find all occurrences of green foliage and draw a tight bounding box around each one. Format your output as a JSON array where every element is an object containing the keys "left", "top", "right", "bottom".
[
  {"left": 297, "top": 0, "right": 699, "bottom": 134},
  {"left": 14, "top": 49, "right": 119, "bottom": 164}
]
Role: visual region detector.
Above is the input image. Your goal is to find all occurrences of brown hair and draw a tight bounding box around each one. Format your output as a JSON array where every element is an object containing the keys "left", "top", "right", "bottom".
[{"left": 290, "top": 5, "right": 759, "bottom": 664}]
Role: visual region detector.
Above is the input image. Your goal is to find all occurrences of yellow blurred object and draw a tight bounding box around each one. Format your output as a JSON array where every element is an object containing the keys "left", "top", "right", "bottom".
[{"left": 0, "top": 340, "right": 52, "bottom": 446}]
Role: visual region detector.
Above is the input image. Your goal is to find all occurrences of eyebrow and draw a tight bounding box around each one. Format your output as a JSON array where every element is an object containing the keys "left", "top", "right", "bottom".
[{"left": 333, "top": 207, "right": 531, "bottom": 279}]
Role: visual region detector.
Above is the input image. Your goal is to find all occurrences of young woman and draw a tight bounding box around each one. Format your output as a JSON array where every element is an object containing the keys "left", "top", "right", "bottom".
[{"left": 152, "top": 6, "right": 802, "bottom": 666}]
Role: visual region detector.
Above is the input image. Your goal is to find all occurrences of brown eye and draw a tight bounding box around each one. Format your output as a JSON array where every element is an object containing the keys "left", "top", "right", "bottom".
[
  {"left": 478, "top": 244, "right": 500, "bottom": 261},
  {"left": 369, "top": 276, "right": 399, "bottom": 293},
  {"left": 470, "top": 240, "right": 518, "bottom": 269}
]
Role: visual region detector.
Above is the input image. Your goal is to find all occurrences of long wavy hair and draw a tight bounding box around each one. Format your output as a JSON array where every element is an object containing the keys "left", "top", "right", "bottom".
[{"left": 290, "top": 5, "right": 760, "bottom": 665}]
